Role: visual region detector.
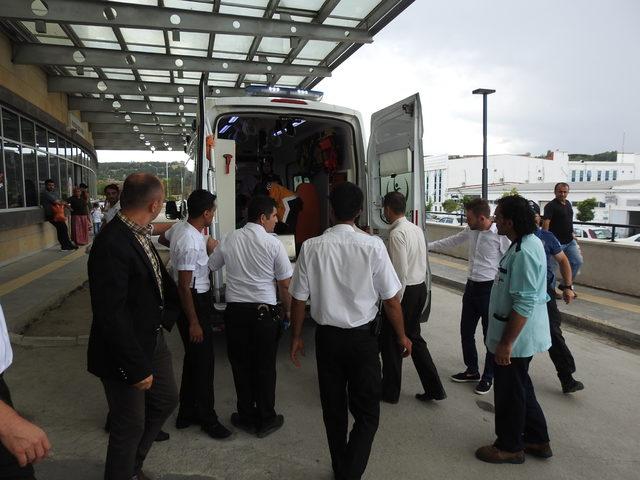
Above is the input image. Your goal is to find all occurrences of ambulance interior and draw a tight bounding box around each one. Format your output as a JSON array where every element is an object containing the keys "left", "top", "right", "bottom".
[{"left": 215, "top": 113, "right": 358, "bottom": 255}]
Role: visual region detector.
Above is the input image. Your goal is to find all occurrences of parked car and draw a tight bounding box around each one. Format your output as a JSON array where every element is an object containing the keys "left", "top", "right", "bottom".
[
  {"left": 438, "top": 216, "right": 461, "bottom": 225},
  {"left": 573, "top": 226, "right": 618, "bottom": 240},
  {"left": 617, "top": 233, "right": 640, "bottom": 245}
]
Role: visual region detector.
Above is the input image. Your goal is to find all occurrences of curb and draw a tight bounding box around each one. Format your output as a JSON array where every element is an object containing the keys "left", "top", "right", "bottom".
[
  {"left": 10, "top": 332, "right": 90, "bottom": 347},
  {"left": 430, "top": 274, "right": 640, "bottom": 349}
]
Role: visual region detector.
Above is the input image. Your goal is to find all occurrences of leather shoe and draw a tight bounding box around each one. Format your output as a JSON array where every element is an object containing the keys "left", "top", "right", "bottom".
[
  {"left": 415, "top": 392, "right": 447, "bottom": 402},
  {"left": 230, "top": 412, "right": 257, "bottom": 434},
  {"left": 154, "top": 430, "right": 170, "bottom": 442},
  {"left": 256, "top": 414, "right": 284, "bottom": 438},
  {"left": 202, "top": 421, "right": 232, "bottom": 439},
  {"left": 525, "top": 442, "right": 553, "bottom": 458},
  {"left": 475, "top": 445, "right": 525, "bottom": 464},
  {"left": 175, "top": 416, "right": 196, "bottom": 429},
  {"left": 132, "top": 470, "right": 153, "bottom": 480}
]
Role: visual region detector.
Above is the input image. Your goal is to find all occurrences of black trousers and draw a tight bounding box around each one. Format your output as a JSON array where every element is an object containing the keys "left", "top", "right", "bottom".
[
  {"left": 101, "top": 332, "right": 178, "bottom": 480},
  {"left": 546, "top": 287, "right": 576, "bottom": 381},
  {"left": 316, "top": 324, "right": 381, "bottom": 480},
  {"left": 0, "top": 375, "right": 36, "bottom": 479},
  {"left": 460, "top": 280, "right": 495, "bottom": 382},
  {"left": 224, "top": 303, "right": 281, "bottom": 427},
  {"left": 380, "top": 283, "right": 445, "bottom": 400},
  {"left": 176, "top": 289, "right": 218, "bottom": 424},
  {"left": 493, "top": 357, "right": 549, "bottom": 452},
  {"left": 47, "top": 219, "right": 74, "bottom": 249}
]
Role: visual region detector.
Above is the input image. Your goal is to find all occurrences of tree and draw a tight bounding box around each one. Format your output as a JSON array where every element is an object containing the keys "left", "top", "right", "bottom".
[
  {"left": 501, "top": 187, "right": 519, "bottom": 198},
  {"left": 442, "top": 199, "right": 459, "bottom": 213},
  {"left": 425, "top": 199, "right": 433, "bottom": 212},
  {"left": 576, "top": 197, "right": 597, "bottom": 222}
]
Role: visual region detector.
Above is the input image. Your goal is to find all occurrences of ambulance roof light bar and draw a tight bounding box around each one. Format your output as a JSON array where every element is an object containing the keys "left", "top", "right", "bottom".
[{"left": 245, "top": 85, "right": 323, "bottom": 102}]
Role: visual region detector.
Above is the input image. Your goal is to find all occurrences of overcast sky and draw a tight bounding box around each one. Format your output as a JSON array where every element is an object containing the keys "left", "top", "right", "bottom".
[{"left": 98, "top": 0, "right": 640, "bottom": 162}]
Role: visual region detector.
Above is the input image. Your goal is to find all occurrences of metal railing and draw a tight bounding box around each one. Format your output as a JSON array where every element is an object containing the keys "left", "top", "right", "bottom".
[{"left": 425, "top": 211, "right": 640, "bottom": 242}]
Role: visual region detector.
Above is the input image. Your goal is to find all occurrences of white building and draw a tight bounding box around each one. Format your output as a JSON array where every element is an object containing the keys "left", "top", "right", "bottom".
[{"left": 568, "top": 153, "right": 640, "bottom": 183}]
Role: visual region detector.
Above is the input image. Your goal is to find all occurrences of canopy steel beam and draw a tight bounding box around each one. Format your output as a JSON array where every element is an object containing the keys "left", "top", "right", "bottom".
[
  {"left": 0, "top": 0, "right": 371, "bottom": 43},
  {"left": 15, "top": 43, "right": 329, "bottom": 77},
  {"left": 89, "top": 124, "right": 188, "bottom": 135},
  {"left": 94, "top": 145, "right": 179, "bottom": 151},
  {"left": 81, "top": 111, "right": 188, "bottom": 125},
  {"left": 92, "top": 133, "right": 185, "bottom": 142},
  {"left": 69, "top": 97, "right": 197, "bottom": 114}
]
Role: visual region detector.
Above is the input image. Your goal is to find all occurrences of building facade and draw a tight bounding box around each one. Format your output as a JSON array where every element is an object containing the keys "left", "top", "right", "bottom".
[{"left": 568, "top": 153, "right": 640, "bottom": 183}]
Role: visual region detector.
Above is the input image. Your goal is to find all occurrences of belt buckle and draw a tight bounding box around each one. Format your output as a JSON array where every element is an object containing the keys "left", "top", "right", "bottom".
[{"left": 257, "top": 304, "right": 269, "bottom": 313}]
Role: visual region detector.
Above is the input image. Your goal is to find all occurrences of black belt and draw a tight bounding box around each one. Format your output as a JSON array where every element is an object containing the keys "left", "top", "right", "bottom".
[
  {"left": 467, "top": 279, "right": 494, "bottom": 285},
  {"left": 318, "top": 320, "right": 374, "bottom": 331},
  {"left": 227, "top": 302, "right": 276, "bottom": 310}
]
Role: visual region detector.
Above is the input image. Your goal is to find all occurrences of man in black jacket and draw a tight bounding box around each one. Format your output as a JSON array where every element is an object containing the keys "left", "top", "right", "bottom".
[{"left": 88, "top": 173, "right": 180, "bottom": 480}]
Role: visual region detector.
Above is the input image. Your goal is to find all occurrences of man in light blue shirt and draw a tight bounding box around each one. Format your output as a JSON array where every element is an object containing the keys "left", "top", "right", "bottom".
[{"left": 476, "top": 196, "right": 552, "bottom": 465}]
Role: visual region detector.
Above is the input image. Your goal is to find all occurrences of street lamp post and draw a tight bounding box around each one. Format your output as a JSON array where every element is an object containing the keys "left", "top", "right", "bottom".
[{"left": 472, "top": 88, "right": 496, "bottom": 200}]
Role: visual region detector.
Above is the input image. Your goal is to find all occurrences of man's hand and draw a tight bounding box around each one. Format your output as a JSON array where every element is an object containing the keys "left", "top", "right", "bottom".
[
  {"left": 0, "top": 415, "right": 51, "bottom": 467},
  {"left": 290, "top": 336, "right": 305, "bottom": 367},
  {"left": 206, "top": 236, "right": 219, "bottom": 254},
  {"left": 562, "top": 288, "right": 576, "bottom": 304},
  {"left": 397, "top": 335, "right": 412, "bottom": 358},
  {"left": 189, "top": 322, "right": 204, "bottom": 343},
  {"left": 494, "top": 342, "right": 512, "bottom": 366},
  {"left": 133, "top": 375, "right": 153, "bottom": 390}
]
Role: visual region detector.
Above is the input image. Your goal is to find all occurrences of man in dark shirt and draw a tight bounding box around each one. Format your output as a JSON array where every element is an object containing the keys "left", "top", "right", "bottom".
[
  {"left": 530, "top": 201, "right": 584, "bottom": 394},
  {"left": 41, "top": 179, "right": 76, "bottom": 250},
  {"left": 542, "top": 183, "right": 583, "bottom": 290}
]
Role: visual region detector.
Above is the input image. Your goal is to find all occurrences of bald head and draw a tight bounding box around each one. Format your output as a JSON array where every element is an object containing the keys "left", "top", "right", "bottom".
[{"left": 120, "top": 173, "right": 164, "bottom": 211}]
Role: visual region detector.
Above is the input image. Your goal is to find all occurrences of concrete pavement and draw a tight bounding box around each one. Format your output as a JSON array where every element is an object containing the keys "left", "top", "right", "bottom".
[{"left": 4, "top": 285, "right": 640, "bottom": 479}]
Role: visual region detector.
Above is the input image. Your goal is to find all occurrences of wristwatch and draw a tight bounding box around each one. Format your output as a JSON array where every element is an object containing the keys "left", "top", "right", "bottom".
[{"left": 559, "top": 284, "right": 574, "bottom": 291}]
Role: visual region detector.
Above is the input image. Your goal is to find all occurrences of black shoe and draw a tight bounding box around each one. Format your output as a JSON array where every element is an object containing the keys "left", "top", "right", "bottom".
[
  {"left": 175, "top": 416, "right": 196, "bottom": 429},
  {"left": 561, "top": 378, "right": 584, "bottom": 394},
  {"left": 415, "top": 392, "right": 447, "bottom": 402},
  {"left": 451, "top": 371, "right": 481, "bottom": 383},
  {"left": 474, "top": 380, "right": 493, "bottom": 395},
  {"left": 133, "top": 470, "right": 153, "bottom": 480},
  {"left": 202, "top": 421, "right": 232, "bottom": 440},
  {"left": 381, "top": 396, "right": 399, "bottom": 404},
  {"left": 230, "top": 412, "right": 258, "bottom": 434},
  {"left": 154, "top": 430, "right": 170, "bottom": 442},
  {"left": 256, "top": 414, "right": 284, "bottom": 438}
]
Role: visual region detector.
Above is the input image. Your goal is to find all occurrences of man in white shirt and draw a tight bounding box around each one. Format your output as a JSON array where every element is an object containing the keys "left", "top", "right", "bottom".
[
  {"left": 102, "top": 183, "right": 121, "bottom": 225},
  {"left": 289, "top": 182, "right": 412, "bottom": 480},
  {"left": 381, "top": 192, "right": 446, "bottom": 403},
  {"left": 162, "top": 189, "right": 231, "bottom": 440},
  {"left": 430, "top": 198, "right": 511, "bottom": 395},
  {"left": 208, "top": 195, "right": 293, "bottom": 438},
  {"left": 0, "top": 303, "right": 51, "bottom": 479}
]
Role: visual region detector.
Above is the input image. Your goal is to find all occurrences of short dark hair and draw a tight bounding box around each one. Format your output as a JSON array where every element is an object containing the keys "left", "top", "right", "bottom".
[
  {"left": 383, "top": 191, "right": 406, "bottom": 215},
  {"left": 92, "top": 202, "right": 99, "bottom": 208},
  {"left": 464, "top": 198, "right": 490, "bottom": 218},
  {"left": 330, "top": 182, "right": 363, "bottom": 221},
  {"left": 45, "top": 179, "right": 54, "bottom": 185},
  {"left": 187, "top": 189, "right": 217, "bottom": 218},
  {"left": 104, "top": 183, "right": 119, "bottom": 194},
  {"left": 554, "top": 182, "right": 570, "bottom": 192},
  {"left": 248, "top": 195, "right": 277, "bottom": 222},
  {"left": 79, "top": 182, "right": 88, "bottom": 189},
  {"left": 119, "top": 173, "right": 164, "bottom": 210},
  {"left": 496, "top": 195, "right": 536, "bottom": 237}
]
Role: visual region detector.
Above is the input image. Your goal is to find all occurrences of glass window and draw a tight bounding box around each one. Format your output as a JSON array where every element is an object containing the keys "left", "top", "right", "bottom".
[
  {"left": 3, "top": 140, "right": 24, "bottom": 208},
  {"left": 36, "top": 126, "right": 48, "bottom": 150},
  {"left": 586, "top": 170, "right": 592, "bottom": 181},
  {"left": 22, "top": 146, "right": 38, "bottom": 206},
  {"left": 72, "top": 146, "right": 78, "bottom": 163},
  {"left": 0, "top": 143, "right": 6, "bottom": 209},
  {"left": 59, "top": 139, "right": 67, "bottom": 159},
  {"left": 597, "top": 170, "right": 602, "bottom": 181},
  {"left": 49, "top": 156, "right": 60, "bottom": 198},
  {"left": 47, "top": 133, "right": 58, "bottom": 156},
  {"left": 613, "top": 170, "right": 617, "bottom": 181},
  {"left": 605, "top": 170, "right": 610, "bottom": 181},
  {"left": 36, "top": 149, "right": 48, "bottom": 192},
  {"left": 1, "top": 109, "right": 20, "bottom": 142},
  {"left": 571, "top": 170, "right": 576, "bottom": 182},
  {"left": 579, "top": 171, "right": 584, "bottom": 182},
  {"left": 20, "top": 118, "right": 35, "bottom": 146}
]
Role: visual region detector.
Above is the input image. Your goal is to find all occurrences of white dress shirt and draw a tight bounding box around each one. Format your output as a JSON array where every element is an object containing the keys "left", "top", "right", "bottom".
[
  {"left": 208, "top": 222, "right": 293, "bottom": 305},
  {"left": 289, "top": 224, "right": 401, "bottom": 328},
  {"left": 388, "top": 217, "right": 427, "bottom": 301},
  {"left": 429, "top": 224, "right": 511, "bottom": 282},
  {"left": 103, "top": 201, "right": 121, "bottom": 224},
  {"left": 166, "top": 221, "right": 211, "bottom": 293},
  {"left": 0, "top": 304, "right": 13, "bottom": 375}
]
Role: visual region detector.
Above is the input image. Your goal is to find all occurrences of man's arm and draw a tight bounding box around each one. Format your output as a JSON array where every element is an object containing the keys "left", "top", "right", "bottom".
[
  {"left": 554, "top": 251, "right": 575, "bottom": 304},
  {"left": 494, "top": 310, "right": 528, "bottom": 365},
  {"left": 206, "top": 236, "right": 219, "bottom": 255},
  {"left": 177, "top": 270, "right": 203, "bottom": 343},
  {"left": 542, "top": 219, "right": 551, "bottom": 230},
  {"left": 428, "top": 228, "right": 469, "bottom": 251},
  {"left": 0, "top": 400, "right": 51, "bottom": 467},
  {"left": 382, "top": 296, "right": 412, "bottom": 356},
  {"left": 151, "top": 222, "right": 174, "bottom": 236},
  {"left": 388, "top": 232, "right": 408, "bottom": 301},
  {"left": 277, "top": 277, "right": 292, "bottom": 319},
  {"left": 157, "top": 233, "right": 170, "bottom": 248},
  {"left": 289, "top": 298, "right": 307, "bottom": 367}
]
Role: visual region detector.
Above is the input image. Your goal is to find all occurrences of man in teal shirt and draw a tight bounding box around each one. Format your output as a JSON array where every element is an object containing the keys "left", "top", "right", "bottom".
[{"left": 475, "top": 195, "right": 552, "bottom": 464}]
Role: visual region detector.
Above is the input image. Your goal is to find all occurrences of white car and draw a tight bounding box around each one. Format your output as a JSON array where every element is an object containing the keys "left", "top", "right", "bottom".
[{"left": 617, "top": 233, "right": 640, "bottom": 245}]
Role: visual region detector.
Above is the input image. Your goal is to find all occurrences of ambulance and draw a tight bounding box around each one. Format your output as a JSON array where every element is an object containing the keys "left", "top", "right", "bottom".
[{"left": 188, "top": 86, "right": 433, "bottom": 320}]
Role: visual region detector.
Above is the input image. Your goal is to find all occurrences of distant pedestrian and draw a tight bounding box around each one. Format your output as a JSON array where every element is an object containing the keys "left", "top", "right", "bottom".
[
  {"left": 102, "top": 183, "right": 121, "bottom": 225},
  {"left": 91, "top": 202, "right": 103, "bottom": 235},
  {"left": 542, "top": 182, "right": 583, "bottom": 293},
  {"left": 476, "top": 195, "right": 552, "bottom": 464},
  {"left": 208, "top": 195, "right": 293, "bottom": 438},
  {"left": 88, "top": 173, "right": 180, "bottom": 480},
  {"left": 381, "top": 192, "right": 446, "bottom": 403},
  {"left": 429, "top": 198, "right": 510, "bottom": 395},
  {"left": 289, "top": 182, "right": 412, "bottom": 480},
  {"left": 67, "top": 186, "right": 90, "bottom": 245},
  {"left": 529, "top": 201, "right": 584, "bottom": 394},
  {"left": 0, "top": 303, "right": 51, "bottom": 479},
  {"left": 40, "top": 179, "right": 76, "bottom": 250}
]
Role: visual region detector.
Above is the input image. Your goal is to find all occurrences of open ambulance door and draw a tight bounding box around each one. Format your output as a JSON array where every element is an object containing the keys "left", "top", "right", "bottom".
[{"left": 366, "top": 93, "right": 432, "bottom": 322}]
